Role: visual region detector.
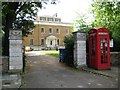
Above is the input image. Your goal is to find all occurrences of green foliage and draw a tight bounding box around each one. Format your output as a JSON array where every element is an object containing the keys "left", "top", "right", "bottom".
[
  {"left": 74, "top": 15, "right": 90, "bottom": 53},
  {"left": 2, "top": 2, "right": 42, "bottom": 36},
  {"left": 75, "top": 1, "right": 120, "bottom": 52},
  {"left": 0, "top": 28, "right": 3, "bottom": 38},
  {"left": 0, "top": 29, "right": 3, "bottom": 55},
  {"left": 75, "top": 15, "right": 90, "bottom": 31},
  {"left": 64, "top": 34, "right": 74, "bottom": 50},
  {"left": 91, "top": 1, "right": 120, "bottom": 51},
  {"left": 40, "top": 50, "right": 59, "bottom": 59},
  {"left": 2, "top": 1, "right": 59, "bottom": 56},
  {"left": 2, "top": 1, "right": 59, "bottom": 36},
  {"left": 14, "top": 19, "right": 35, "bottom": 36},
  {"left": 64, "top": 34, "right": 74, "bottom": 66},
  {"left": 2, "top": 2, "right": 43, "bottom": 56},
  {"left": 74, "top": 14, "right": 93, "bottom": 39}
]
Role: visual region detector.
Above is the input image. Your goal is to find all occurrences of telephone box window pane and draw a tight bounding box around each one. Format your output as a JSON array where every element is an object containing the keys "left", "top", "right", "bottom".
[
  {"left": 105, "top": 56, "right": 108, "bottom": 63},
  {"left": 105, "top": 43, "right": 107, "bottom": 47},
  {"left": 101, "top": 43, "right": 103, "bottom": 47},
  {"left": 101, "top": 55, "right": 103, "bottom": 59},
  {"left": 101, "top": 60, "right": 103, "bottom": 64},
  {"left": 101, "top": 51, "right": 103, "bottom": 54},
  {"left": 105, "top": 51, "right": 108, "bottom": 54},
  {"left": 106, "top": 47, "right": 107, "bottom": 51}
]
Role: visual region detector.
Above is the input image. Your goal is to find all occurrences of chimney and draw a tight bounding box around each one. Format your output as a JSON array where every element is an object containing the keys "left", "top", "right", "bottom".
[
  {"left": 55, "top": 13, "right": 57, "bottom": 17},
  {"left": 53, "top": 13, "right": 57, "bottom": 17}
]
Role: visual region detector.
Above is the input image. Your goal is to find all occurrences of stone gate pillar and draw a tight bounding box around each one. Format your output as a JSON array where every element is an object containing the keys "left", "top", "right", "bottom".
[
  {"left": 9, "top": 29, "right": 23, "bottom": 72},
  {"left": 73, "top": 32, "right": 86, "bottom": 68}
]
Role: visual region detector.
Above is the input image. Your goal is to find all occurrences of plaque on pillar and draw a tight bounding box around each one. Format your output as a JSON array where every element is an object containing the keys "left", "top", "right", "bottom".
[
  {"left": 9, "top": 30, "right": 22, "bottom": 40},
  {"left": 73, "top": 32, "right": 86, "bottom": 41}
]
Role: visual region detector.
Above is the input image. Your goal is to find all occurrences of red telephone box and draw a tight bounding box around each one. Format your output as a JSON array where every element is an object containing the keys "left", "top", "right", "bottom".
[{"left": 88, "top": 27, "right": 110, "bottom": 69}]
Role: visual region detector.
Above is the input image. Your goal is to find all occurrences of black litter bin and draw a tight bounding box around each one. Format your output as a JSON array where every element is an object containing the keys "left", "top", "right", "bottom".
[{"left": 59, "top": 48, "right": 66, "bottom": 63}]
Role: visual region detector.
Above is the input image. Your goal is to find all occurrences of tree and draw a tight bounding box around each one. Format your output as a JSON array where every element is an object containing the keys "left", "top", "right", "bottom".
[
  {"left": 75, "top": 15, "right": 91, "bottom": 35},
  {"left": 91, "top": 1, "right": 120, "bottom": 51},
  {"left": 2, "top": 1, "right": 58, "bottom": 56},
  {"left": 0, "top": 26, "right": 3, "bottom": 56},
  {"left": 74, "top": 13, "right": 95, "bottom": 40},
  {"left": 64, "top": 34, "right": 74, "bottom": 66}
]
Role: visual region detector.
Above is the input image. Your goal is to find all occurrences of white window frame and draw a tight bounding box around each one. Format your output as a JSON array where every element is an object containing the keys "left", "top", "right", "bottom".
[
  {"left": 41, "top": 27, "right": 45, "bottom": 34},
  {"left": 48, "top": 18, "right": 53, "bottom": 22},
  {"left": 49, "top": 27, "right": 53, "bottom": 34},
  {"left": 66, "top": 29, "right": 69, "bottom": 34},
  {"left": 30, "top": 38, "right": 34, "bottom": 45},
  {"left": 55, "top": 18, "right": 60, "bottom": 22},
  {"left": 40, "top": 17, "right": 46, "bottom": 21},
  {"left": 56, "top": 28, "right": 60, "bottom": 34},
  {"left": 57, "top": 39, "right": 60, "bottom": 45},
  {"left": 41, "top": 38, "right": 44, "bottom": 46}
]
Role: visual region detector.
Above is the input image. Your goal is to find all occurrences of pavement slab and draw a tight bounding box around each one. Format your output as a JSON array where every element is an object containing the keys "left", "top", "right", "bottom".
[
  {"left": 79, "top": 65, "right": 118, "bottom": 79},
  {"left": 2, "top": 74, "right": 21, "bottom": 88},
  {"left": 1, "top": 56, "right": 22, "bottom": 89}
]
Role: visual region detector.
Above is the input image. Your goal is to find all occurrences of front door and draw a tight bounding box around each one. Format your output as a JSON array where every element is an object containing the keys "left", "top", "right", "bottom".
[{"left": 50, "top": 40, "right": 52, "bottom": 45}]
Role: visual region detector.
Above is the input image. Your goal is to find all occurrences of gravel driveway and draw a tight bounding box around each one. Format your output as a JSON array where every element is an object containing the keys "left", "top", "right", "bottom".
[{"left": 20, "top": 51, "right": 118, "bottom": 88}]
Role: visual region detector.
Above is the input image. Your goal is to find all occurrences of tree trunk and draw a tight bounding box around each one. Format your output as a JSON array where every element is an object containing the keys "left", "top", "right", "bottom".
[
  {"left": 2, "top": 14, "right": 14, "bottom": 56},
  {"left": 2, "top": 29, "right": 9, "bottom": 56},
  {"left": 2, "top": 2, "right": 19, "bottom": 56}
]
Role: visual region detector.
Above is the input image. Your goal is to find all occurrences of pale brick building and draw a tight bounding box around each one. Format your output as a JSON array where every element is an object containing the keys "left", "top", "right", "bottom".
[{"left": 23, "top": 15, "right": 73, "bottom": 50}]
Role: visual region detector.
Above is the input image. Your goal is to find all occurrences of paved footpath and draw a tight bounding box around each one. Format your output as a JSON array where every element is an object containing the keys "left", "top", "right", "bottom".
[{"left": 20, "top": 51, "right": 118, "bottom": 88}]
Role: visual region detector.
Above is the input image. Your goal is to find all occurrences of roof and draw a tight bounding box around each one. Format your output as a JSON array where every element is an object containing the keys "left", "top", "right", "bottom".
[
  {"left": 89, "top": 27, "right": 109, "bottom": 34},
  {"left": 34, "top": 21, "right": 72, "bottom": 27},
  {"left": 72, "top": 31, "right": 86, "bottom": 34},
  {"left": 45, "top": 34, "right": 57, "bottom": 39},
  {"left": 38, "top": 15, "right": 61, "bottom": 19}
]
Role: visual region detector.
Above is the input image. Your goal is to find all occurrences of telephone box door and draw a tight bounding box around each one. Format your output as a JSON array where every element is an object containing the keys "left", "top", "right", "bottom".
[{"left": 99, "top": 36, "right": 110, "bottom": 69}]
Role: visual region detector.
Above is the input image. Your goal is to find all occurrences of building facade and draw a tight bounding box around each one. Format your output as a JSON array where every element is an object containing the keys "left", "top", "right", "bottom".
[{"left": 23, "top": 16, "right": 73, "bottom": 50}]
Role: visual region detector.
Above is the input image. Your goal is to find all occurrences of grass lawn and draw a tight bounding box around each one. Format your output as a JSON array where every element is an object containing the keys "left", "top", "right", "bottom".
[{"left": 40, "top": 50, "right": 59, "bottom": 58}]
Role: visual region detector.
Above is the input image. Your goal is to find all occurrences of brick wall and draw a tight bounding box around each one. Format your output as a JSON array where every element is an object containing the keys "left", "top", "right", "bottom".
[{"left": 23, "top": 24, "right": 73, "bottom": 47}]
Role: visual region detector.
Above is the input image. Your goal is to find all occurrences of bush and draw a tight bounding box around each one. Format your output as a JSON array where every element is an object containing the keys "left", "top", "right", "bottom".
[
  {"left": 64, "top": 34, "right": 74, "bottom": 66},
  {"left": 111, "top": 38, "right": 120, "bottom": 52}
]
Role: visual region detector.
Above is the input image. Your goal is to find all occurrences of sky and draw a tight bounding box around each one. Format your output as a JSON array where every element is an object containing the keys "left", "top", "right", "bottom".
[{"left": 38, "top": 0, "right": 93, "bottom": 23}]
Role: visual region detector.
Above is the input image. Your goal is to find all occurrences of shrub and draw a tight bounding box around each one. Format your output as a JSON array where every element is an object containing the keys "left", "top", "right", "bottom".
[
  {"left": 111, "top": 38, "right": 120, "bottom": 52},
  {"left": 64, "top": 34, "right": 74, "bottom": 66}
]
